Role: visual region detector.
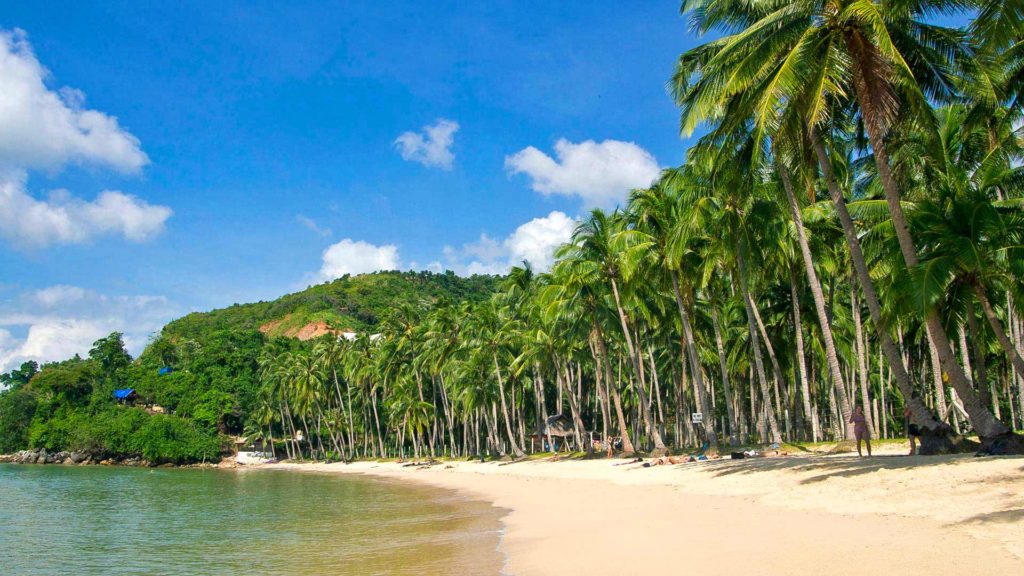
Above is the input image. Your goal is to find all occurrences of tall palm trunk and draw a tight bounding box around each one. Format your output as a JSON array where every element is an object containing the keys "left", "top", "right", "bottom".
[
  {"left": 778, "top": 160, "right": 855, "bottom": 440},
  {"left": 593, "top": 317, "right": 635, "bottom": 454},
  {"left": 492, "top": 350, "right": 525, "bottom": 457},
  {"left": 710, "top": 307, "right": 738, "bottom": 444},
  {"left": 925, "top": 325, "right": 949, "bottom": 422},
  {"left": 609, "top": 277, "right": 668, "bottom": 453},
  {"left": 789, "top": 271, "right": 819, "bottom": 442},
  {"left": 670, "top": 270, "right": 719, "bottom": 449},
  {"left": 966, "top": 299, "right": 995, "bottom": 414},
  {"left": 810, "top": 129, "right": 951, "bottom": 448},
  {"left": 852, "top": 284, "right": 875, "bottom": 435},
  {"left": 973, "top": 283, "right": 1024, "bottom": 380},
  {"left": 845, "top": 32, "right": 1009, "bottom": 440},
  {"left": 735, "top": 249, "right": 782, "bottom": 443}
]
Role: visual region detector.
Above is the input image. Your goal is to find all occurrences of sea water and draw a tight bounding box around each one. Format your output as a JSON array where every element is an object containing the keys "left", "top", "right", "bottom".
[{"left": 0, "top": 464, "right": 504, "bottom": 575}]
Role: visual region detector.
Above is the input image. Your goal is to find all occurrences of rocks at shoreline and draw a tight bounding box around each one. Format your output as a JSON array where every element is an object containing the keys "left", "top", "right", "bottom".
[
  {"left": 1, "top": 448, "right": 224, "bottom": 468},
  {"left": 0, "top": 448, "right": 151, "bottom": 467}
]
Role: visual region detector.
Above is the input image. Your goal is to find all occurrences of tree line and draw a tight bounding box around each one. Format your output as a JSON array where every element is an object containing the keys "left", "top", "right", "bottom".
[{"left": 254, "top": 1, "right": 1024, "bottom": 459}]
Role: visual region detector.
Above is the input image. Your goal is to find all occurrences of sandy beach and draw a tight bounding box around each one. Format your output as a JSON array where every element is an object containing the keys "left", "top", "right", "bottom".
[{"left": 268, "top": 446, "right": 1024, "bottom": 576}]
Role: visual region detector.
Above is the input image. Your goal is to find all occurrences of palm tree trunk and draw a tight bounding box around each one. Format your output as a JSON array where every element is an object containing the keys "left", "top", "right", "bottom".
[
  {"left": 369, "top": 385, "right": 386, "bottom": 457},
  {"left": 736, "top": 249, "right": 782, "bottom": 443},
  {"left": 810, "top": 129, "right": 953, "bottom": 447},
  {"left": 851, "top": 283, "right": 875, "bottom": 436},
  {"left": 593, "top": 323, "right": 635, "bottom": 455},
  {"left": 711, "top": 306, "right": 738, "bottom": 444},
  {"left": 966, "top": 299, "right": 995, "bottom": 414},
  {"left": 609, "top": 277, "right": 668, "bottom": 453},
  {"left": 926, "top": 324, "right": 950, "bottom": 422},
  {"left": 790, "top": 272, "right": 818, "bottom": 442},
  {"left": 973, "top": 283, "right": 1024, "bottom": 381},
  {"left": 670, "top": 270, "right": 719, "bottom": 449},
  {"left": 778, "top": 159, "right": 855, "bottom": 439},
  {"left": 845, "top": 33, "right": 1009, "bottom": 440},
  {"left": 492, "top": 350, "right": 525, "bottom": 457}
]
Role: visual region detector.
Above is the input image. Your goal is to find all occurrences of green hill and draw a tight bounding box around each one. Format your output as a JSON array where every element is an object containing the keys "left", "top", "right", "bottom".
[
  {"left": 163, "top": 270, "right": 501, "bottom": 340},
  {"left": 0, "top": 270, "right": 501, "bottom": 463}
]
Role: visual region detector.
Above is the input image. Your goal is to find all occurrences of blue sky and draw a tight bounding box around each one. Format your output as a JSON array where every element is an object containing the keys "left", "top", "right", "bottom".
[{"left": 0, "top": 1, "right": 702, "bottom": 369}]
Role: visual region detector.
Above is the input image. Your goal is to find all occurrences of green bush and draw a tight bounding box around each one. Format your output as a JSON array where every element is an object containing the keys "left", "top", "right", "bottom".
[
  {"left": 0, "top": 388, "right": 37, "bottom": 452},
  {"left": 131, "top": 414, "right": 221, "bottom": 463}
]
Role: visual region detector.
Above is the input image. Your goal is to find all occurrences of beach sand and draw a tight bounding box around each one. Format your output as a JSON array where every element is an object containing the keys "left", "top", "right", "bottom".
[{"left": 267, "top": 445, "right": 1024, "bottom": 576}]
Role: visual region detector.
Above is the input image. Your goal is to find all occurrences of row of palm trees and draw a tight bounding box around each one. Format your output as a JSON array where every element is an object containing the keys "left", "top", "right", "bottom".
[{"left": 249, "top": 0, "right": 1023, "bottom": 458}]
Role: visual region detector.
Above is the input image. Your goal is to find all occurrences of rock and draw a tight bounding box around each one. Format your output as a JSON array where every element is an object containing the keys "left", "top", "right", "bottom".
[{"left": 69, "top": 452, "right": 87, "bottom": 464}]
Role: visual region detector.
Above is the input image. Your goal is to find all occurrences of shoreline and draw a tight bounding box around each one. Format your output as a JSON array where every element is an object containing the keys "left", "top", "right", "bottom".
[{"left": 266, "top": 447, "right": 1024, "bottom": 576}]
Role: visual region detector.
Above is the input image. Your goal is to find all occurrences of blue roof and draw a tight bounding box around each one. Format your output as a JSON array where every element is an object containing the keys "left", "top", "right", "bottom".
[{"left": 114, "top": 389, "right": 136, "bottom": 400}]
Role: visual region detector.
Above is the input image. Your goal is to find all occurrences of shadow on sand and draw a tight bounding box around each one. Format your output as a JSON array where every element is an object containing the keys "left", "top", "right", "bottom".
[{"left": 691, "top": 453, "right": 1021, "bottom": 486}]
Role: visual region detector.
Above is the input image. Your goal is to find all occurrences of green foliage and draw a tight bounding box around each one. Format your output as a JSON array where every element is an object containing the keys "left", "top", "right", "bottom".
[
  {"left": 0, "top": 388, "right": 37, "bottom": 453},
  {"left": 26, "top": 407, "right": 220, "bottom": 464},
  {"left": 89, "top": 332, "right": 132, "bottom": 376},
  {"left": 162, "top": 271, "right": 500, "bottom": 339},
  {"left": 132, "top": 414, "right": 222, "bottom": 463},
  {"left": 0, "top": 360, "right": 39, "bottom": 391},
  {"left": 1, "top": 272, "right": 499, "bottom": 462}
]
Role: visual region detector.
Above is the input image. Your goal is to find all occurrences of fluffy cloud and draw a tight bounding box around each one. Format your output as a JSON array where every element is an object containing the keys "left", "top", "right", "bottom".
[
  {"left": 394, "top": 119, "right": 459, "bottom": 170},
  {"left": 0, "top": 172, "right": 172, "bottom": 249},
  {"left": 505, "top": 211, "right": 576, "bottom": 270},
  {"left": 505, "top": 138, "right": 661, "bottom": 208},
  {"left": 443, "top": 211, "right": 575, "bottom": 275},
  {"left": 0, "top": 287, "right": 178, "bottom": 372},
  {"left": 0, "top": 29, "right": 148, "bottom": 173},
  {"left": 319, "top": 238, "right": 401, "bottom": 280},
  {"left": 0, "top": 29, "right": 169, "bottom": 250}
]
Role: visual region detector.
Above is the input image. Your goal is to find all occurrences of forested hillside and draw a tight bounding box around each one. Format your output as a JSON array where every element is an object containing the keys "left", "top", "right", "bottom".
[{"left": 0, "top": 271, "right": 500, "bottom": 463}]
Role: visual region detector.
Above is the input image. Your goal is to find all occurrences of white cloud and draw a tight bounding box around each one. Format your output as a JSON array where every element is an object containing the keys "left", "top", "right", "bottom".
[
  {"left": 318, "top": 238, "right": 401, "bottom": 280},
  {"left": 33, "top": 285, "right": 87, "bottom": 307},
  {"left": 0, "top": 172, "right": 172, "bottom": 249},
  {"left": 0, "top": 29, "right": 148, "bottom": 173},
  {"left": 505, "top": 211, "right": 576, "bottom": 270},
  {"left": 442, "top": 211, "right": 575, "bottom": 275},
  {"left": 0, "top": 29, "right": 169, "bottom": 251},
  {"left": 505, "top": 138, "right": 660, "bottom": 208},
  {"left": 394, "top": 118, "right": 459, "bottom": 170},
  {"left": 296, "top": 214, "right": 332, "bottom": 237},
  {"left": 0, "top": 287, "right": 178, "bottom": 372}
]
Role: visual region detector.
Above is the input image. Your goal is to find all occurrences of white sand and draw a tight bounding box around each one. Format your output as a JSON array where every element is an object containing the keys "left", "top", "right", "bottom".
[{"left": 267, "top": 446, "right": 1024, "bottom": 576}]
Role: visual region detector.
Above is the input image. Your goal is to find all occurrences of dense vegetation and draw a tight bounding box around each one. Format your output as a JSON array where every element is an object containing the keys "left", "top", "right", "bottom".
[
  {"left": 0, "top": 272, "right": 500, "bottom": 462},
  {"left": 3, "top": 2, "right": 1023, "bottom": 464},
  {"left": 253, "top": 1, "right": 1024, "bottom": 460}
]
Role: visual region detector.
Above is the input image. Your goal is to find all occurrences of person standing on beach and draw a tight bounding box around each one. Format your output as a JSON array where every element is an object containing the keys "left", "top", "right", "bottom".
[
  {"left": 849, "top": 406, "right": 871, "bottom": 457},
  {"left": 904, "top": 405, "right": 921, "bottom": 456}
]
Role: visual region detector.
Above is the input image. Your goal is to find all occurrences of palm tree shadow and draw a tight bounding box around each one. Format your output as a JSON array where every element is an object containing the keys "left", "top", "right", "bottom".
[
  {"left": 953, "top": 508, "right": 1024, "bottom": 526},
  {"left": 698, "top": 454, "right": 1005, "bottom": 484}
]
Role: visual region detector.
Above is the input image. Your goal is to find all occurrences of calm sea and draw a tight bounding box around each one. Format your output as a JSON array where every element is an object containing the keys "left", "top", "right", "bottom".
[{"left": 0, "top": 464, "right": 504, "bottom": 575}]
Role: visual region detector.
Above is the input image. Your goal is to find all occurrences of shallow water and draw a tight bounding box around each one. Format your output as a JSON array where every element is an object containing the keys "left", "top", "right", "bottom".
[{"left": 0, "top": 464, "right": 504, "bottom": 575}]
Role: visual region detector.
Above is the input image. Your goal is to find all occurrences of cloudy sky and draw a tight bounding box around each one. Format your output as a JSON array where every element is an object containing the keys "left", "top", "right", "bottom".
[{"left": 0, "top": 1, "right": 704, "bottom": 371}]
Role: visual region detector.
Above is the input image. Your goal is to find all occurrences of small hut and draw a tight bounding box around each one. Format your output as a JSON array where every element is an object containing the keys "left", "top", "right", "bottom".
[
  {"left": 530, "top": 413, "right": 576, "bottom": 452},
  {"left": 113, "top": 388, "right": 138, "bottom": 405}
]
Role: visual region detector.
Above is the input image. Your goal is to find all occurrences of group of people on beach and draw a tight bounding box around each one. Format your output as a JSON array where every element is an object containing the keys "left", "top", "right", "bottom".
[{"left": 849, "top": 396, "right": 923, "bottom": 457}]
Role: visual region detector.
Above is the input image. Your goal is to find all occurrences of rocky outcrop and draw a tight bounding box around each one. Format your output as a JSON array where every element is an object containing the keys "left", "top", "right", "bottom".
[{"left": 1, "top": 448, "right": 153, "bottom": 466}]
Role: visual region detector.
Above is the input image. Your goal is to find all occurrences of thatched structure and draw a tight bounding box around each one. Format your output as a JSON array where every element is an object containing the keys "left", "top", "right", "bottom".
[{"left": 543, "top": 413, "right": 576, "bottom": 438}]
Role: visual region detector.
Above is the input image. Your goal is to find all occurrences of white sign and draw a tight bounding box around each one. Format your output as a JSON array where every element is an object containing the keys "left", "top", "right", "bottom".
[{"left": 691, "top": 412, "right": 703, "bottom": 424}]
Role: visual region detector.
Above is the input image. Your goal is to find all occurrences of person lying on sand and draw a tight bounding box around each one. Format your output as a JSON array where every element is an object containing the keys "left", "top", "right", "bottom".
[{"left": 639, "top": 456, "right": 690, "bottom": 467}]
